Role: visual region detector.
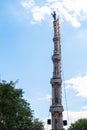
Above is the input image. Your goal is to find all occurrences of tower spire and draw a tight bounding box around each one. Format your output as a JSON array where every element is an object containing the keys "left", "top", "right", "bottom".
[{"left": 50, "top": 12, "right": 64, "bottom": 130}]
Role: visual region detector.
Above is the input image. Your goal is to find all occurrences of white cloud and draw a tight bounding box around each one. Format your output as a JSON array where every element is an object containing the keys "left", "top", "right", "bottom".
[
  {"left": 65, "top": 75, "right": 87, "bottom": 98},
  {"left": 46, "top": 0, "right": 58, "bottom": 3},
  {"left": 82, "top": 105, "right": 87, "bottom": 110},
  {"left": 20, "top": 0, "right": 87, "bottom": 27},
  {"left": 31, "top": 6, "right": 51, "bottom": 22},
  {"left": 21, "top": 0, "right": 35, "bottom": 8},
  {"left": 63, "top": 109, "right": 87, "bottom": 129}
]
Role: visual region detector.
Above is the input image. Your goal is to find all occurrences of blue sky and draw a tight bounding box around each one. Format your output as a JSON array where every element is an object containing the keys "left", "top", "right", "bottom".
[{"left": 1, "top": 0, "right": 87, "bottom": 129}]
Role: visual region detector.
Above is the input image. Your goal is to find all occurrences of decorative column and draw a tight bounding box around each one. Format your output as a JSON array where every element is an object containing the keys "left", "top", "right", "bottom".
[{"left": 50, "top": 12, "right": 64, "bottom": 130}]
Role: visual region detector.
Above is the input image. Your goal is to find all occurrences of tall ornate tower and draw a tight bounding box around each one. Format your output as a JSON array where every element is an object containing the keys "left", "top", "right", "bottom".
[{"left": 50, "top": 12, "right": 64, "bottom": 130}]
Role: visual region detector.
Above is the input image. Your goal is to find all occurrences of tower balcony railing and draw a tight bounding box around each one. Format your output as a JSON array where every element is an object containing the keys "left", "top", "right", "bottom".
[
  {"left": 52, "top": 54, "right": 61, "bottom": 61},
  {"left": 50, "top": 105, "right": 64, "bottom": 113},
  {"left": 50, "top": 78, "right": 62, "bottom": 85}
]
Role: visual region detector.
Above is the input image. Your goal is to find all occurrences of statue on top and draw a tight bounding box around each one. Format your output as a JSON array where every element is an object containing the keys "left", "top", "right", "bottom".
[{"left": 51, "top": 11, "right": 56, "bottom": 20}]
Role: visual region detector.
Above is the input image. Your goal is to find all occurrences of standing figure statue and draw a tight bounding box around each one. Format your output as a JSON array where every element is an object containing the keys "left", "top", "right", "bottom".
[{"left": 51, "top": 11, "right": 56, "bottom": 20}]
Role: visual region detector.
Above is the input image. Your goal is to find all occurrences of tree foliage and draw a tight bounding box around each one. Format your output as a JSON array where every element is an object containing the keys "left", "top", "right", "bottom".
[
  {"left": 68, "top": 118, "right": 87, "bottom": 130},
  {"left": 32, "top": 119, "right": 44, "bottom": 130},
  {"left": 0, "top": 81, "right": 44, "bottom": 130}
]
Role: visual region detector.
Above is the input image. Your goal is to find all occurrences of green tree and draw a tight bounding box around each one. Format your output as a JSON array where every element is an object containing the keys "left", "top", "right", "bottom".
[
  {"left": 0, "top": 81, "right": 44, "bottom": 130},
  {"left": 68, "top": 118, "right": 87, "bottom": 130},
  {"left": 32, "top": 119, "right": 44, "bottom": 130}
]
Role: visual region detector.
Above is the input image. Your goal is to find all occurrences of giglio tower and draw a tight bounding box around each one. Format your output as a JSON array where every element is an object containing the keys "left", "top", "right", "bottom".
[{"left": 50, "top": 12, "right": 64, "bottom": 130}]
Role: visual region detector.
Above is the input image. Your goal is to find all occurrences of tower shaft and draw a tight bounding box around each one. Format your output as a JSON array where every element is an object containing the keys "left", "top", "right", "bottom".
[{"left": 50, "top": 14, "right": 64, "bottom": 130}]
